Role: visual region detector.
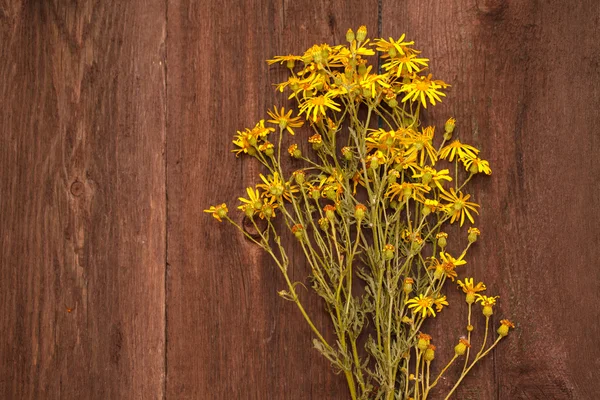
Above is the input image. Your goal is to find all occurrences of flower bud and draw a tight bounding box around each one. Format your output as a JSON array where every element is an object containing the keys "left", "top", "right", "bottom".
[
  {"left": 355, "top": 204, "right": 367, "bottom": 222},
  {"left": 454, "top": 338, "right": 471, "bottom": 356},
  {"left": 388, "top": 170, "right": 400, "bottom": 185},
  {"left": 498, "top": 319, "right": 515, "bottom": 337},
  {"left": 466, "top": 324, "right": 474, "bottom": 332},
  {"left": 342, "top": 147, "right": 353, "bottom": 161},
  {"left": 424, "top": 345, "right": 436, "bottom": 362},
  {"left": 293, "top": 170, "right": 305, "bottom": 185},
  {"left": 356, "top": 26, "right": 367, "bottom": 42},
  {"left": 319, "top": 217, "right": 329, "bottom": 231},
  {"left": 468, "top": 227, "right": 480, "bottom": 243},
  {"left": 324, "top": 187, "right": 336, "bottom": 201},
  {"left": 310, "top": 188, "right": 320, "bottom": 201},
  {"left": 387, "top": 97, "right": 398, "bottom": 108},
  {"left": 445, "top": 118, "right": 456, "bottom": 135},
  {"left": 369, "top": 155, "right": 379, "bottom": 169},
  {"left": 288, "top": 144, "right": 302, "bottom": 158},
  {"left": 403, "top": 278, "right": 414, "bottom": 295},
  {"left": 324, "top": 205, "right": 336, "bottom": 221},
  {"left": 383, "top": 244, "right": 395, "bottom": 260},
  {"left": 291, "top": 224, "right": 304, "bottom": 240},
  {"left": 346, "top": 28, "right": 355, "bottom": 43},
  {"left": 436, "top": 232, "right": 448, "bottom": 249},
  {"left": 417, "top": 333, "right": 431, "bottom": 351}
]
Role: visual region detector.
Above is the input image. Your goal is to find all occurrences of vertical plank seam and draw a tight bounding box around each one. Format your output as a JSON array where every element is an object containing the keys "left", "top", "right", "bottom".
[{"left": 163, "top": 0, "right": 169, "bottom": 397}]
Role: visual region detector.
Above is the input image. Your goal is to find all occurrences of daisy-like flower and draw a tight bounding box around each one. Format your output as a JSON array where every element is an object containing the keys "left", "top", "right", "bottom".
[
  {"left": 257, "top": 172, "right": 298, "bottom": 202},
  {"left": 386, "top": 182, "right": 431, "bottom": 203},
  {"left": 371, "top": 34, "right": 418, "bottom": 57},
  {"left": 401, "top": 126, "right": 438, "bottom": 166},
  {"left": 267, "top": 106, "right": 304, "bottom": 135},
  {"left": 400, "top": 74, "right": 449, "bottom": 109},
  {"left": 457, "top": 278, "right": 486, "bottom": 294},
  {"left": 237, "top": 187, "right": 263, "bottom": 212},
  {"left": 412, "top": 166, "right": 452, "bottom": 190},
  {"left": 382, "top": 53, "right": 430, "bottom": 77},
  {"left": 457, "top": 277, "right": 486, "bottom": 304},
  {"left": 407, "top": 294, "right": 436, "bottom": 318},
  {"left": 203, "top": 203, "right": 228, "bottom": 222},
  {"left": 439, "top": 188, "right": 480, "bottom": 226},
  {"left": 439, "top": 140, "right": 479, "bottom": 162},
  {"left": 248, "top": 119, "right": 275, "bottom": 140},
  {"left": 298, "top": 92, "right": 342, "bottom": 122},
  {"left": 433, "top": 295, "right": 449, "bottom": 312},
  {"left": 232, "top": 130, "right": 255, "bottom": 157},
  {"left": 463, "top": 156, "right": 492, "bottom": 175},
  {"left": 476, "top": 294, "right": 500, "bottom": 317},
  {"left": 266, "top": 54, "right": 303, "bottom": 66}
]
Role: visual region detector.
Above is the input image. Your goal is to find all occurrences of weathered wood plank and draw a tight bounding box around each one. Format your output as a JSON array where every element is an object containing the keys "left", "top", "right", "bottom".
[
  {"left": 0, "top": 1, "right": 167, "bottom": 398},
  {"left": 382, "top": 0, "right": 600, "bottom": 399},
  {"left": 166, "top": 1, "right": 378, "bottom": 398}
]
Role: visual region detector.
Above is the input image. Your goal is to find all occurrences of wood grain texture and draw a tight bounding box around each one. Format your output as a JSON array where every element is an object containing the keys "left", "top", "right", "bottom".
[
  {"left": 0, "top": 1, "right": 167, "bottom": 398},
  {"left": 1, "top": 0, "right": 599, "bottom": 399},
  {"left": 382, "top": 0, "right": 600, "bottom": 399},
  {"left": 165, "top": 1, "right": 378, "bottom": 398}
]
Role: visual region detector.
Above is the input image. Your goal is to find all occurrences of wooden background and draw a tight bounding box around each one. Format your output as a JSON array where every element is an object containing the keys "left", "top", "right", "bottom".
[{"left": 1, "top": 0, "right": 599, "bottom": 399}]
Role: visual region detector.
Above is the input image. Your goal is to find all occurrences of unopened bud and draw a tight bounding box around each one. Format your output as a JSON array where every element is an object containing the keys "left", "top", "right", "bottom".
[
  {"left": 319, "top": 217, "right": 329, "bottom": 231},
  {"left": 356, "top": 25, "right": 367, "bottom": 42},
  {"left": 355, "top": 204, "right": 367, "bottom": 222},
  {"left": 403, "top": 278, "right": 414, "bottom": 295},
  {"left": 454, "top": 338, "right": 470, "bottom": 356},
  {"left": 424, "top": 345, "right": 436, "bottom": 362},
  {"left": 383, "top": 244, "right": 395, "bottom": 260},
  {"left": 346, "top": 29, "right": 355, "bottom": 43}
]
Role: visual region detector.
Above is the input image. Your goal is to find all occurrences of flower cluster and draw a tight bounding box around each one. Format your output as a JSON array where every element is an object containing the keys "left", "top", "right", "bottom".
[{"left": 205, "top": 26, "right": 513, "bottom": 400}]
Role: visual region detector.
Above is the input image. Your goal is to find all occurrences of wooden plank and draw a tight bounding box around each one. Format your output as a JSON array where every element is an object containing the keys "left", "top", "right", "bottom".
[
  {"left": 166, "top": 1, "right": 378, "bottom": 398},
  {"left": 0, "top": 1, "right": 166, "bottom": 398},
  {"left": 381, "top": 0, "right": 600, "bottom": 399}
]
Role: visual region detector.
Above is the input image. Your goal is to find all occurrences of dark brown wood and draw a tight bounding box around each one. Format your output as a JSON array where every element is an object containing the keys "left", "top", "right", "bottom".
[
  {"left": 382, "top": 0, "right": 600, "bottom": 399},
  {"left": 165, "top": 1, "right": 379, "bottom": 398},
  {"left": 0, "top": 1, "right": 167, "bottom": 398},
  {"left": 2, "top": 0, "right": 599, "bottom": 399}
]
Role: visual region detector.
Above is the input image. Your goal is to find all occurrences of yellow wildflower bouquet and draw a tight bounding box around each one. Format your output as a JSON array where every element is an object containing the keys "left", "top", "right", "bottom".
[{"left": 205, "top": 26, "right": 514, "bottom": 400}]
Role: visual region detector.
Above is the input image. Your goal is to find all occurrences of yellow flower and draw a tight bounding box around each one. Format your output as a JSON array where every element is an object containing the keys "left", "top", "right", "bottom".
[
  {"left": 231, "top": 129, "right": 255, "bottom": 157},
  {"left": 433, "top": 295, "right": 449, "bottom": 312},
  {"left": 463, "top": 156, "right": 492, "bottom": 175},
  {"left": 382, "top": 53, "right": 430, "bottom": 77},
  {"left": 407, "top": 294, "right": 436, "bottom": 318},
  {"left": 386, "top": 182, "right": 431, "bottom": 203},
  {"left": 439, "top": 188, "right": 480, "bottom": 226},
  {"left": 203, "top": 203, "right": 228, "bottom": 222},
  {"left": 412, "top": 166, "right": 452, "bottom": 190},
  {"left": 476, "top": 294, "right": 499, "bottom": 307},
  {"left": 266, "top": 54, "right": 302, "bottom": 66},
  {"left": 401, "top": 126, "right": 438, "bottom": 166},
  {"left": 257, "top": 172, "right": 298, "bottom": 202},
  {"left": 298, "top": 92, "right": 342, "bottom": 122},
  {"left": 267, "top": 106, "right": 305, "bottom": 135},
  {"left": 457, "top": 278, "right": 486, "bottom": 295},
  {"left": 498, "top": 319, "right": 515, "bottom": 337},
  {"left": 400, "top": 74, "right": 449, "bottom": 108},
  {"left": 237, "top": 187, "right": 263, "bottom": 212},
  {"left": 371, "top": 34, "right": 418, "bottom": 57},
  {"left": 439, "top": 140, "right": 479, "bottom": 162}
]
